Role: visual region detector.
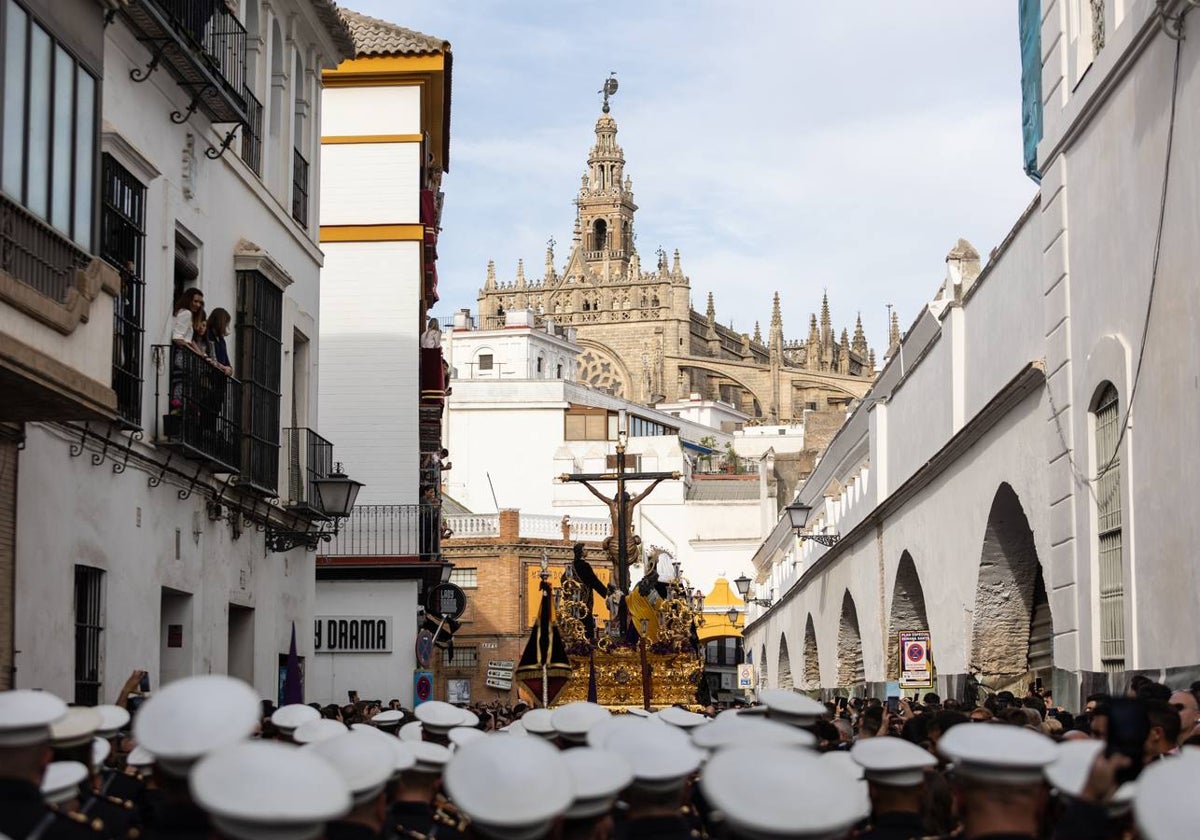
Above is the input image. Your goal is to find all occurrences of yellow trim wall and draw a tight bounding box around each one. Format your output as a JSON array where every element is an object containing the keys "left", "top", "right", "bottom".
[{"left": 320, "top": 224, "right": 425, "bottom": 243}]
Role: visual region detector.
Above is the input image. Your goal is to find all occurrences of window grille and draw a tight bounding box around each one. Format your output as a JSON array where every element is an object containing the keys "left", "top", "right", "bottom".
[
  {"left": 74, "top": 565, "right": 104, "bottom": 705},
  {"left": 442, "top": 646, "right": 477, "bottom": 669},
  {"left": 237, "top": 270, "right": 282, "bottom": 493},
  {"left": 100, "top": 155, "right": 146, "bottom": 427},
  {"left": 448, "top": 567, "right": 477, "bottom": 589},
  {"left": 1094, "top": 383, "right": 1125, "bottom": 675}
]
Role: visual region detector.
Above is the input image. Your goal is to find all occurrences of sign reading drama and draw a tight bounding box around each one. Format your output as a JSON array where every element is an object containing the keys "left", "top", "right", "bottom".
[
  {"left": 314, "top": 616, "right": 392, "bottom": 653},
  {"left": 898, "top": 631, "right": 934, "bottom": 690}
]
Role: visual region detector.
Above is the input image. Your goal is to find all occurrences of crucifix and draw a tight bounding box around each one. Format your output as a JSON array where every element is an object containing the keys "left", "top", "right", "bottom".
[{"left": 558, "top": 411, "right": 680, "bottom": 594}]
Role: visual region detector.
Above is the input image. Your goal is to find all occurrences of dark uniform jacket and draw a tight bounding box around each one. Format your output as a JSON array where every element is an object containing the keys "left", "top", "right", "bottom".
[
  {"left": 856, "top": 812, "right": 930, "bottom": 840},
  {"left": 386, "top": 801, "right": 465, "bottom": 840},
  {"left": 621, "top": 815, "right": 699, "bottom": 840},
  {"left": 0, "top": 779, "right": 105, "bottom": 840}
]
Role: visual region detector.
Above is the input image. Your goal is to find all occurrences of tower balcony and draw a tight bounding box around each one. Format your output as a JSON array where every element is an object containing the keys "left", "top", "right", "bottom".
[{"left": 583, "top": 249, "right": 629, "bottom": 261}]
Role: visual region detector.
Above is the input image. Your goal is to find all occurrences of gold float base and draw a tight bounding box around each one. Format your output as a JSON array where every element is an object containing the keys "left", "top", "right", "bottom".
[{"left": 554, "top": 647, "right": 704, "bottom": 708}]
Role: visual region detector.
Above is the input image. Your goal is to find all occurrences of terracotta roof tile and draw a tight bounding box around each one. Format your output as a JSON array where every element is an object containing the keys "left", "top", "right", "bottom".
[
  {"left": 309, "top": 0, "right": 357, "bottom": 60},
  {"left": 339, "top": 8, "right": 449, "bottom": 57}
]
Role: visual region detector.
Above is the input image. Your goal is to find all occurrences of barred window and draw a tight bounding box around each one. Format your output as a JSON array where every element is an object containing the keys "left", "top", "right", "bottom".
[
  {"left": 100, "top": 155, "right": 146, "bottom": 427},
  {"left": 237, "top": 270, "right": 282, "bottom": 493},
  {"left": 1093, "top": 382, "right": 1124, "bottom": 676},
  {"left": 442, "top": 646, "right": 477, "bottom": 669},
  {"left": 74, "top": 565, "right": 104, "bottom": 705},
  {"left": 448, "top": 567, "right": 477, "bottom": 589}
]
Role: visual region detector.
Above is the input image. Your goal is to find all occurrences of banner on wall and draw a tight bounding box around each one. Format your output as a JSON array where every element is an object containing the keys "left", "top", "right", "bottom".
[{"left": 898, "top": 631, "right": 934, "bottom": 690}]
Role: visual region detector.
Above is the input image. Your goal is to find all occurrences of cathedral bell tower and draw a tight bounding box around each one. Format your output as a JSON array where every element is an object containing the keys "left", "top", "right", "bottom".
[{"left": 576, "top": 74, "right": 637, "bottom": 278}]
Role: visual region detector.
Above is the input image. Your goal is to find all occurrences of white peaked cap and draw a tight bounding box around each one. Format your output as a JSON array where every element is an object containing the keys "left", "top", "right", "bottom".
[
  {"left": 820, "top": 751, "right": 871, "bottom": 823},
  {"left": 94, "top": 705, "right": 131, "bottom": 738},
  {"left": 448, "top": 727, "right": 487, "bottom": 750},
  {"left": 519, "top": 708, "right": 557, "bottom": 740},
  {"left": 601, "top": 718, "right": 703, "bottom": 792},
  {"left": 1134, "top": 750, "right": 1200, "bottom": 840},
  {"left": 292, "top": 719, "right": 348, "bottom": 745},
  {"left": 444, "top": 734, "right": 573, "bottom": 840},
  {"left": 757, "top": 689, "right": 826, "bottom": 727},
  {"left": 126, "top": 745, "right": 155, "bottom": 768},
  {"left": 414, "top": 701, "right": 465, "bottom": 736},
  {"left": 51, "top": 707, "right": 101, "bottom": 748},
  {"left": 370, "top": 709, "right": 404, "bottom": 729},
  {"left": 938, "top": 722, "right": 1057, "bottom": 784},
  {"left": 190, "top": 741, "right": 351, "bottom": 840},
  {"left": 850, "top": 736, "right": 938, "bottom": 787},
  {"left": 41, "top": 761, "right": 89, "bottom": 806},
  {"left": 133, "top": 675, "right": 260, "bottom": 776},
  {"left": 551, "top": 702, "right": 611, "bottom": 743},
  {"left": 92, "top": 736, "right": 111, "bottom": 770},
  {"left": 399, "top": 721, "right": 422, "bottom": 742},
  {"left": 0, "top": 690, "right": 68, "bottom": 747},
  {"left": 585, "top": 714, "right": 662, "bottom": 750},
  {"left": 271, "top": 704, "right": 320, "bottom": 735},
  {"left": 562, "top": 748, "right": 634, "bottom": 820},
  {"left": 654, "top": 706, "right": 709, "bottom": 730},
  {"left": 703, "top": 747, "right": 865, "bottom": 840},
  {"left": 304, "top": 731, "right": 394, "bottom": 805},
  {"left": 691, "top": 715, "right": 815, "bottom": 753},
  {"left": 408, "top": 741, "right": 452, "bottom": 775}
]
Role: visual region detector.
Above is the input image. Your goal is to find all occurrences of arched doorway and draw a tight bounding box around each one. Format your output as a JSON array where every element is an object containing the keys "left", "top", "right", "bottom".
[
  {"left": 888, "top": 552, "right": 930, "bottom": 679},
  {"left": 802, "top": 615, "right": 820, "bottom": 690},
  {"left": 759, "top": 644, "right": 768, "bottom": 689},
  {"left": 777, "top": 634, "right": 793, "bottom": 690},
  {"left": 838, "top": 592, "right": 865, "bottom": 692},
  {"left": 970, "top": 483, "right": 1053, "bottom": 692}
]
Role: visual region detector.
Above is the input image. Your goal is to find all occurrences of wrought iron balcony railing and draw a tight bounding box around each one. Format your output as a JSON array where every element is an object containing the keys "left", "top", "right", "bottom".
[
  {"left": 0, "top": 192, "right": 90, "bottom": 303},
  {"left": 291, "top": 148, "right": 309, "bottom": 226},
  {"left": 118, "top": 0, "right": 249, "bottom": 127},
  {"left": 282, "top": 427, "right": 332, "bottom": 515},
  {"left": 153, "top": 344, "right": 242, "bottom": 473},
  {"left": 239, "top": 88, "right": 263, "bottom": 175},
  {"left": 319, "top": 504, "right": 442, "bottom": 560}
]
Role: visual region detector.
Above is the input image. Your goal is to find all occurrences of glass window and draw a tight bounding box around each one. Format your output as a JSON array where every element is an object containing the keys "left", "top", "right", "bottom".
[
  {"left": 442, "top": 646, "right": 477, "bottom": 668},
  {"left": 25, "top": 22, "right": 50, "bottom": 220},
  {"left": 50, "top": 45, "right": 73, "bottom": 232},
  {"left": 1094, "top": 383, "right": 1124, "bottom": 675},
  {"left": 73, "top": 69, "right": 94, "bottom": 245},
  {"left": 478, "top": 353, "right": 493, "bottom": 372},
  {"left": 448, "top": 567, "right": 477, "bottom": 589},
  {"left": 2, "top": 0, "right": 27, "bottom": 197}
]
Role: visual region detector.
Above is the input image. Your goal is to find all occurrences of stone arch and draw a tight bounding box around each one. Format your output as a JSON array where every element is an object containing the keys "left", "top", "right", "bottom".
[
  {"left": 837, "top": 592, "right": 865, "bottom": 691},
  {"left": 777, "top": 633, "right": 793, "bottom": 690},
  {"left": 801, "top": 615, "right": 820, "bottom": 689},
  {"left": 678, "top": 364, "right": 764, "bottom": 417},
  {"left": 970, "top": 483, "right": 1053, "bottom": 690},
  {"left": 575, "top": 341, "right": 630, "bottom": 398},
  {"left": 759, "top": 644, "right": 768, "bottom": 688},
  {"left": 887, "top": 552, "right": 930, "bottom": 678}
]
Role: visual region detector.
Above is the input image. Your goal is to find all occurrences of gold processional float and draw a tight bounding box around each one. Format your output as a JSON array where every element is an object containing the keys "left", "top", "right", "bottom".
[{"left": 515, "top": 420, "right": 706, "bottom": 709}]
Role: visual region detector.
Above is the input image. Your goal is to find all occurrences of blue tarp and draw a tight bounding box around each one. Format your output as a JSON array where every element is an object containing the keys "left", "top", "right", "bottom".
[
  {"left": 1019, "top": 0, "right": 1044, "bottom": 182},
  {"left": 682, "top": 439, "right": 717, "bottom": 455}
]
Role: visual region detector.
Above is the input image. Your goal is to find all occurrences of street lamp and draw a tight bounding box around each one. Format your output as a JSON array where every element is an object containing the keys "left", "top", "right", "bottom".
[
  {"left": 784, "top": 502, "right": 840, "bottom": 547},
  {"left": 265, "top": 463, "right": 364, "bottom": 552},
  {"left": 733, "top": 573, "right": 773, "bottom": 608},
  {"left": 726, "top": 606, "right": 740, "bottom": 625}
]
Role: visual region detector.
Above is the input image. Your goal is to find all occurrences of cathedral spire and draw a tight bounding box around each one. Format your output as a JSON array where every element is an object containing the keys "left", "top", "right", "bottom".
[
  {"left": 753, "top": 321, "right": 762, "bottom": 344},
  {"left": 672, "top": 249, "right": 682, "bottom": 278},
  {"left": 852, "top": 312, "right": 868, "bottom": 358},
  {"left": 485, "top": 260, "right": 496, "bottom": 290},
  {"left": 769, "top": 293, "right": 784, "bottom": 364},
  {"left": 516, "top": 259, "right": 526, "bottom": 289},
  {"left": 838, "top": 328, "right": 851, "bottom": 375},
  {"left": 806, "top": 314, "right": 820, "bottom": 371},
  {"left": 887, "top": 309, "right": 901, "bottom": 359},
  {"left": 705, "top": 291, "right": 716, "bottom": 324},
  {"left": 545, "top": 237, "right": 556, "bottom": 282},
  {"left": 820, "top": 290, "right": 832, "bottom": 350}
]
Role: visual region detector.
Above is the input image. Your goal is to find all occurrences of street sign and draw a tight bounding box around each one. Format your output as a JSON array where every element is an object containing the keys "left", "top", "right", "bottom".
[
  {"left": 737, "top": 664, "right": 755, "bottom": 689},
  {"left": 486, "top": 677, "right": 513, "bottom": 690},
  {"left": 488, "top": 660, "right": 515, "bottom": 671},
  {"left": 415, "top": 629, "right": 435, "bottom": 668},
  {"left": 413, "top": 670, "right": 433, "bottom": 706},
  {"left": 898, "top": 631, "right": 934, "bottom": 690},
  {"left": 426, "top": 582, "right": 467, "bottom": 620}
]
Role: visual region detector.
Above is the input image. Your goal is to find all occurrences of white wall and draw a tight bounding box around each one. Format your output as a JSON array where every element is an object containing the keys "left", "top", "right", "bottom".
[
  {"left": 311, "top": 580, "right": 420, "bottom": 706},
  {"left": 319, "top": 241, "right": 421, "bottom": 504},
  {"left": 322, "top": 86, "right": 421, "bottom": 136},
  {"left": 320, "top": 143, "right": 420, "bottom": 225}
]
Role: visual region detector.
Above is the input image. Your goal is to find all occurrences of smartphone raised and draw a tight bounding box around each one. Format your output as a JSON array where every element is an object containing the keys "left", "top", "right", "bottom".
[
  {"left": 1104, "top": 698, "right": 1149, "bottom": 785},
  {"left": 886, "top": 696, "right": 900, "bottom": 714},
  {"left": 138, "top": 672, "right": 151, "bottom": 692}
]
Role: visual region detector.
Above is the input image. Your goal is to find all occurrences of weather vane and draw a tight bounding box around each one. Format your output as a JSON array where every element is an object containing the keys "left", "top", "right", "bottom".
[{"left": 599, "top": 72, "right": 618, "bottom": 114}]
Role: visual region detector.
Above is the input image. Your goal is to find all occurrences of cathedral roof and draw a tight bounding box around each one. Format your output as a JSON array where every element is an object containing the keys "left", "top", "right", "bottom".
[{"left": 339, "top": 8, "right": 450, "bottom": 56}]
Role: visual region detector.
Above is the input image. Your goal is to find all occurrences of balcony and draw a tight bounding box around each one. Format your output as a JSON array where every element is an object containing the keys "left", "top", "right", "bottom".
[
  {"left": 153, "top": 344, "right": 241, "bottom": 473},
  {"left": 291, "top": 148, "right": 309, "bottom": 226},
  {"left": 239, "top": 89, "right": 263, "bottom": 176},
  {"left": 282, "top": 427, "right": 332, "bottom": 516},
  {"left": 118, "top": 0, "right": 248, "bottom": 125},
  {"left": 320, "top": 504, "right": 442, "bottom": 560},
  {"left": 1, "top": 193, "right": 92, "bottom": 304}
]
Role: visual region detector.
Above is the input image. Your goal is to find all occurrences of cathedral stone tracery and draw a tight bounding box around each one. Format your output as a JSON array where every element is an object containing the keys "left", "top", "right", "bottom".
[{"left": 477, "top": 101, "right": 879, "bottom": 423}]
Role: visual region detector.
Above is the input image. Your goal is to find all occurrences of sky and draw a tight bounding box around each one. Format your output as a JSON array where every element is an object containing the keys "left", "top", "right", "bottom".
[{"left": 352, "top": 0, "right": 1039, "bottom": 352}]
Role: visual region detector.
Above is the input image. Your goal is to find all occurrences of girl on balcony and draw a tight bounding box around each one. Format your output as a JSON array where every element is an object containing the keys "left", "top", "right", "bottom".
[{"left": 169, "top": 288, "right": 206, "bottom": 414}]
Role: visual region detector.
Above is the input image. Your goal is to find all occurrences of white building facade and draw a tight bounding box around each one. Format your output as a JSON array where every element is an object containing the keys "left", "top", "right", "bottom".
[
  {"left": 744, "top": 0, "right": 1200, "bottom": 707},
  {"left": 5, "top": 0, "right": 354, "bottom": 703},
  {"left": 442, "top": 310, "right": 780, "bottom": 593}
]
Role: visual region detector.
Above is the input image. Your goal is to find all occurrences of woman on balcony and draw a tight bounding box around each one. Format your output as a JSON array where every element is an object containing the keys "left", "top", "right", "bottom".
[{"left": 169, "top": 288, "right": 207, "bottom": 414}]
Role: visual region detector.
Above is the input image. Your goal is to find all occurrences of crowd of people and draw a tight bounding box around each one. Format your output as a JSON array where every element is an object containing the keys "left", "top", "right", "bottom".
[{"left": 2, "top": 671, "right": 1197, "bottom": 840}]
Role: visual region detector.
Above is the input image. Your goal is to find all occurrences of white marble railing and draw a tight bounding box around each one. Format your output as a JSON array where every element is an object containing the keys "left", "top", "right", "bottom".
[
  {"left": 445, "top": 514, "right": 500, "bottom": 538},
  {"left": 568, "top": 516, "right": 611, "bottom": 540}
]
